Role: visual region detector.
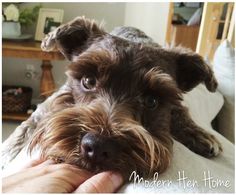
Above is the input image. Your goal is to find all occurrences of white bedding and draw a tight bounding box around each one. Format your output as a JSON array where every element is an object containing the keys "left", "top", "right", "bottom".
[{"left": 2, "top": 85, "right": 235, "bottom": 193}]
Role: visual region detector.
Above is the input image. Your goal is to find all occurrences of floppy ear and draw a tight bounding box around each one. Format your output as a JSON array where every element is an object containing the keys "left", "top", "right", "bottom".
[
  {"left": 41, "top": 16, "right": 105, "bottom": 61},
  {"left": 165, "top": 47, "right": 218, "bottom": 92}
]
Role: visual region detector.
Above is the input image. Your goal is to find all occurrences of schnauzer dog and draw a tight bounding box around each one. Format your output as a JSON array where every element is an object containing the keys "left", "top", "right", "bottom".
[{"left": 2, "top": 16, "right": 222, "bottom": 181}]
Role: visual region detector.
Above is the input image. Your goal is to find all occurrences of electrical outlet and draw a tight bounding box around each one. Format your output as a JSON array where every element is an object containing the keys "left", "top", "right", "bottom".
[{"left": 25, "top": 64, "right": 39, "bottom": 80}]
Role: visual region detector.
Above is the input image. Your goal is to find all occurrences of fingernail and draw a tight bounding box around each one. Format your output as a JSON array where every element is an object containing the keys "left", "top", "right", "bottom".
[{"left": 110, "top": 172, "right": 123, "bottom": 188}]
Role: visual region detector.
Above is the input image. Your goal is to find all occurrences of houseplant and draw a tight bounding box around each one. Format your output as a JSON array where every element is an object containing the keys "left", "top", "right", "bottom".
[{"left": 2, "top": 3, "right": 40, "bottom": 37}]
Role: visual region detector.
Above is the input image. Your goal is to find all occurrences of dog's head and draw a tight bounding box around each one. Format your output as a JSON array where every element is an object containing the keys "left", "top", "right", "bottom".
[{"left": 29, "top": 17, "right": 217, "bottom": 180}]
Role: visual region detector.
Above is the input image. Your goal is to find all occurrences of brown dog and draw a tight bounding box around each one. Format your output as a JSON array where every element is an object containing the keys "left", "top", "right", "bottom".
[{"left": 3, "top": 17, "right": 222, "bottom": 181}]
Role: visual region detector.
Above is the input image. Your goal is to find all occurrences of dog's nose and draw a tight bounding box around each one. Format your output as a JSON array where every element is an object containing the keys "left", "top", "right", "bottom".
[{"left": 81, "top": 133, "right": 117, "bottom": 162}]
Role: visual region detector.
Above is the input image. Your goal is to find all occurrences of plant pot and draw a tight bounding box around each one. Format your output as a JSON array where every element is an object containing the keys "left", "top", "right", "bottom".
[{"left": 2, "top": 21, "right": 21, "bottom": 37}]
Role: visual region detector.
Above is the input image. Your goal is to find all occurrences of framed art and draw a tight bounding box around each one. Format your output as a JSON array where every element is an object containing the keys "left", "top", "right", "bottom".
[{"left": 35, "top": 8, "right": 64, "bottom": 41}]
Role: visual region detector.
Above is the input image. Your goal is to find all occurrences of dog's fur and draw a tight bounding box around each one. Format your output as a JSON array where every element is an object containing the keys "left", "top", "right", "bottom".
[{"left": 2, "top": 17, "right": 222, "bottom": 181}]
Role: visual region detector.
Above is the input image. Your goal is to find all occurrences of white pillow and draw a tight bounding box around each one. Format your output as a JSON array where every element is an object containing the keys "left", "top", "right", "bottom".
[
  {"left": 213, "top": 40, "right": 235, "bottom": 101},
  {"left": 182, "top": 84, "right": 224, "bottom": 128},
  {"left": 213, "top": 40, "right": 235, "bottom": 142}
]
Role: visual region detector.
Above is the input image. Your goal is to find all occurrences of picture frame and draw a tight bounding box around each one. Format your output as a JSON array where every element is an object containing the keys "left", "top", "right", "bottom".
[{"left": 35, "top": 8, "right": 64, "bottom": 41}]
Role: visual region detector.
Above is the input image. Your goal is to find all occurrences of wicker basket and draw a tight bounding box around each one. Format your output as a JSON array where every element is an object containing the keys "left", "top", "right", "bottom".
[{"left": 3, "top": 85, "right": 32, "bottom": 113}]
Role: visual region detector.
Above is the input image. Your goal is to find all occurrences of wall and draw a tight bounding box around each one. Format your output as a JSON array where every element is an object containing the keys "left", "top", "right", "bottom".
[
  {"left": 124, "top": 3, "right": 170, "bottom": 45},
  {"left": 41, "top": 3, "right": 126, "bottom": 31},
  {"left": 18, "top": 2, "right": 126, "bottom": 33}
]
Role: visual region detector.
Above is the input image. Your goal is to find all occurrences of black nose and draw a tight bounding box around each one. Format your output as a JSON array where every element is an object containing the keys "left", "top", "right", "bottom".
[{"left": 81, "top": 133, "right": 118, "bottom": 162}]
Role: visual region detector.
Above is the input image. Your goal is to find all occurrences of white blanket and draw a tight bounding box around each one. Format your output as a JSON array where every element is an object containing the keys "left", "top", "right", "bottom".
[{"left": 2, "top": 85, "right": 235, "bottom": 193}]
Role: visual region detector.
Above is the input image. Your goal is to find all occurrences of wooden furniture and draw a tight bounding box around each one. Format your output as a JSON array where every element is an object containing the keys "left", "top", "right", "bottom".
[
  {"left": 3, "top": 40, "right": 65, "bottom": 121},
  {"left": 170, "top": 24, "right": 200, "bottom": 51},
  {"left": 165, "top": 3, "right": 174, "bottom": 45},
  {"left": 2, "top": 113, "right": 32, "bottom": 121},
  {"left": 165, "top": 3, "right": 201, "bottom": 51},
  {"left": 196, "top": 2, "right": 235, "bottom": 61},
  {"left": 166, "top": 2, "right": 235, "bottom": 59}
]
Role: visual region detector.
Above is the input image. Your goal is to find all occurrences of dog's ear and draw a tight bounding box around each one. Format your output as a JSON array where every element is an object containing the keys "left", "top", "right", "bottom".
[
  {"left": 41, "top": 16, "right": 105, "bottom": 61},
  {"left": 163, "top": 47, "right": 218, "bottom": 92}
]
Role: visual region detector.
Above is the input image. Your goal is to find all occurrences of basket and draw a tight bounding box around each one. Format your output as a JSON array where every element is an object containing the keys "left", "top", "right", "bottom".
[{"left": 3, "top": 85, "right": 33, "bottom": 113}]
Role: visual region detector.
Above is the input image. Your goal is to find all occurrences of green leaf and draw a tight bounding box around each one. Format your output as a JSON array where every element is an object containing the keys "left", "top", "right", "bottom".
[{"left": 18, "top": 5, "right": 41, "bottom": 27}]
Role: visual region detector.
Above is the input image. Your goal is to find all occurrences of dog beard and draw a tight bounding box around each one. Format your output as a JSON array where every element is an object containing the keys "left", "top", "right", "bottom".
[{"left": 28, "top": 92, "right": 173, "bottom": 180}]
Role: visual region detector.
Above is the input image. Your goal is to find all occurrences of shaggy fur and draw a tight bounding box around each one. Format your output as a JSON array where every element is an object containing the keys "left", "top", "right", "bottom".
[{"left": 2, "top": 16, "right": 222, "bottom": 181}]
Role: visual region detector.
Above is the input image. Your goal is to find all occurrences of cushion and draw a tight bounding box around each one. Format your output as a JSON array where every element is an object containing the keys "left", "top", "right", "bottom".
[
  {"left": 213, "top": 40, "right": 235, "bottom": 101},
  {"left": 213, "top": 40, "right": 235, "bottom": 142},
  {"left": 182, "top": 84, "right": 224, "bottom": 128}
]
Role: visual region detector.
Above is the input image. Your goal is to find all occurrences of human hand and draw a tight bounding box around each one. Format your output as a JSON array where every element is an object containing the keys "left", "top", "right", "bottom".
[{"left": 2, "top": 159, "right": 123, "bottom": 193}]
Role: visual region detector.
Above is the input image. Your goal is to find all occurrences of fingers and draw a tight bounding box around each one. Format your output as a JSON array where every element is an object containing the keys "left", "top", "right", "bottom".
[
  {"left": 4, "top": 160, "right": 93, "bottom": 193},
  {"left": 22, "top": 158, "right": 53, "bottom": 169},
  {"left": 4, "top": 158, "right": 123, "bottom": 193},
  {"left": 74, "top": 171, "right": 123, "bottom": 193},
  {"left": 3, "top": 159, "right": 55, "bottom": 188},
  {"left": 43, "top": 163, "right": 92, "bottom": 178},
  {"left": 44, "top": 165, "right": 93, "bottom": 192},
  {"left": 36, "top": 159, "right": 55, "bottom": 168},
  {"left": 3, "top": 160, "right": 94, "bottom": 193}
]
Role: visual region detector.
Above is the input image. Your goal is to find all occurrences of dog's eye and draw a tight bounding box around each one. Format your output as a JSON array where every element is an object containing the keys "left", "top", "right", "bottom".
[
  {"left": 81, "top": 76, "right": 96, "bottom": 90},
  {"left": 144, "top": 95, "right": 158, "bottom": 109}
]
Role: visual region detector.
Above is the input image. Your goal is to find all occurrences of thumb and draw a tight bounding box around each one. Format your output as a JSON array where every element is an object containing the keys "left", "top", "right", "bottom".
[{"left": 74, "top": 171, "right": 123, "bottom": 193}]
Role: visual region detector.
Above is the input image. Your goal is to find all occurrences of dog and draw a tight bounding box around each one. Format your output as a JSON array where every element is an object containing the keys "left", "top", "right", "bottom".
[{"left": 2, "top": 16, "right": 222, "bottom": 181}]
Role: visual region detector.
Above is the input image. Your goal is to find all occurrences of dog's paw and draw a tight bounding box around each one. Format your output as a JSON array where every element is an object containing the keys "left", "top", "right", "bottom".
[
  {"left": 187, "top": 131, "right": 222, "bottom": 158},
  {"left": 204, "top": 67, "right": 218, "bottom": 92},
  {"left": 205, "top": 134, "right": 222, "bottom": 157}
]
